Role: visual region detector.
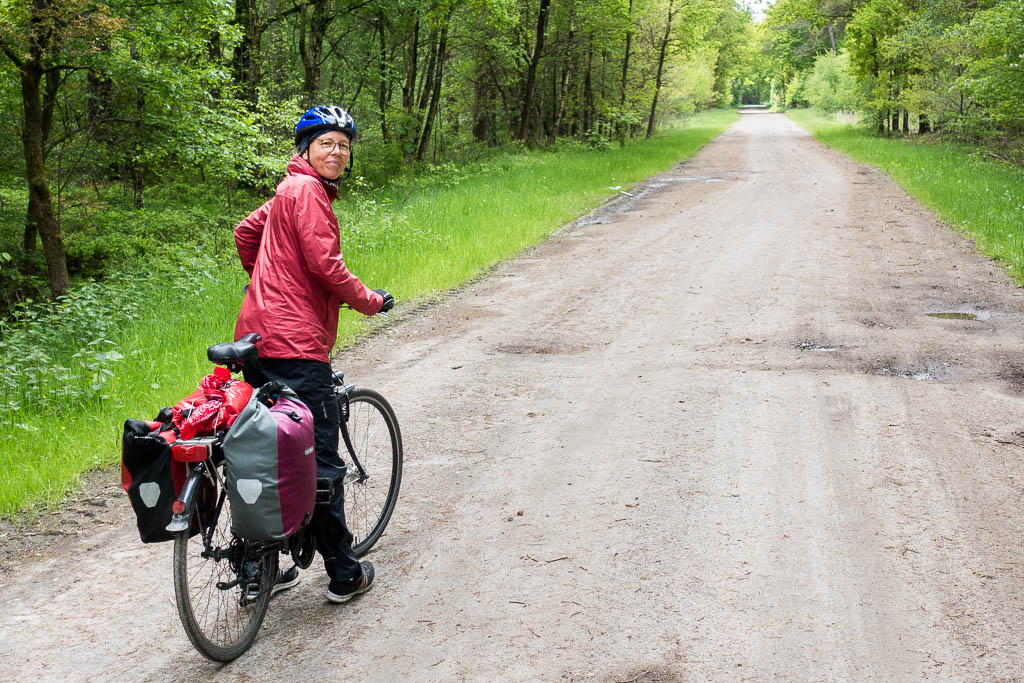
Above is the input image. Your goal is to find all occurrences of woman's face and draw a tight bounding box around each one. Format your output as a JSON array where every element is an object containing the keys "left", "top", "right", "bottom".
[{"left": 306, "top": 131, "right": 351, "bottom": 180}]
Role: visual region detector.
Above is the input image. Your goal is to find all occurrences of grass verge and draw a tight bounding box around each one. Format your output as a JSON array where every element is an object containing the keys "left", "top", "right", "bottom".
[
  {"left": 787, "top": 109, "right": 1024, "bottom": 282},
  {"left": 0, "top": 109, "right": 739, "bottom": 516}
]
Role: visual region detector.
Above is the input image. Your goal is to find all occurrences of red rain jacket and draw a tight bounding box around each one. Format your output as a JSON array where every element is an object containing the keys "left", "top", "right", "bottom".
[{"left": 234, "top": 156, "right": 383, "bottom": 362}]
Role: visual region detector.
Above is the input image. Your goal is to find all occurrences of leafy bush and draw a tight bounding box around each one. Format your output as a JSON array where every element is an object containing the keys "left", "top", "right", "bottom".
[
  {"left": 805, "top": 52, "right": 859, "bottom": 113},
  {"left": 956, "top": 0, "right": 1024, "bottom": 135},
  {"left": 0, "top": 245, "right": 224, "bottom": 419},
  {"left": 785, "top": 70, "right": 811, "bottom": 108}
]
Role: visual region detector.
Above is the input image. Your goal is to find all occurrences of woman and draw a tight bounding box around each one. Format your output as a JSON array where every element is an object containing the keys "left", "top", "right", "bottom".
[{"left": 234, "top": 105, "right": 393, "bottom": 602}]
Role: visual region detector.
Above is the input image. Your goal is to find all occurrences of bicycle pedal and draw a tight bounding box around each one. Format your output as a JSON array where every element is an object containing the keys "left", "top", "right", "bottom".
[{"left": 315, "top": 477, "right": 334, "bottom": 505}]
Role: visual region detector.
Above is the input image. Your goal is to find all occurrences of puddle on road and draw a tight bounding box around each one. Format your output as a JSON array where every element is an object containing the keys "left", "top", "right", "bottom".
[
  {"left": 494, "top": 342, "right": 588, "bottom": 355},
  {"left": 927, "top": 312, "right": 978, "bottom": 320},
  {"left": 795, "top": 340, "right": 842, "bottom": 351},
  {"left": 575, "top": 215, "right": 614, "bottom": 226},
  {"left": 874, "top": 360, "right": 956, "bottom": 381},
  {"left": 923, "top": 306, "right": 1014, "bottom": 322}
]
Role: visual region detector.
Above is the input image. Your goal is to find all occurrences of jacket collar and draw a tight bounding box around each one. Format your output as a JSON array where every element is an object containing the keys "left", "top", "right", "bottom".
[{"left": 287, "top": 155, "right": 339, "bottom": 201}]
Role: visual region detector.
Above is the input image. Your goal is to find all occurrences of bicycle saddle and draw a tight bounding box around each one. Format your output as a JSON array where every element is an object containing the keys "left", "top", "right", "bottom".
[{"left": 207, "top": 333, "right": 261, "bottom": 365}]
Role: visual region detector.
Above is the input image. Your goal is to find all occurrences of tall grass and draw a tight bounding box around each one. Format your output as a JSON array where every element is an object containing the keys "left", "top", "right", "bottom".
[
  {"left": 0, "top": 109, "right": 738, "bottom": 515},
  {"left": 788, "top": 109, "right": 1024, "bottom": 282}
]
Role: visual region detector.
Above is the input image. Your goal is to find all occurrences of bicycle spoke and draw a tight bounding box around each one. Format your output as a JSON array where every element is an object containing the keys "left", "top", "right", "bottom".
[
  {"left": 174, "top": 473, "right": 274, "bottom": 661},
  {"left": 340, "top": 389, "right": 402, "bottom": 557}
]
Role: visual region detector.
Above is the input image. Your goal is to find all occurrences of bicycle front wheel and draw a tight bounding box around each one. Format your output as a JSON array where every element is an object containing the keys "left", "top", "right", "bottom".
[
  {"left": 340, "top": 388, "right": 403, "bottom": 557},
  {"left": 173, "top": 487, "right": 277, "bottom": 662}
]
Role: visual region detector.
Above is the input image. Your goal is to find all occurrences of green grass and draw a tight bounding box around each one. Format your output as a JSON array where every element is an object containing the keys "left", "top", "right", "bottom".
[
  {"left": 788, "top": 109, "right": 1024, "bottom": 282},
  {"left": 0, "top": 109, "right": 738, "bottom": 515}
]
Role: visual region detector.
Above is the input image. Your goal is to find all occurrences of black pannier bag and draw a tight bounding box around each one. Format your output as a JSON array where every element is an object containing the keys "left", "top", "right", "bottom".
[{"left": 121, "top": 419, "right": 214, "bottom": 543}]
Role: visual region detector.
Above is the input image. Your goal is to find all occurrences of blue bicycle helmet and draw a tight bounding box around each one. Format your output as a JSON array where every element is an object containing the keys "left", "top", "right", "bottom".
[{"left": 294, "top": 105, "right": 357, "bottom": 146}]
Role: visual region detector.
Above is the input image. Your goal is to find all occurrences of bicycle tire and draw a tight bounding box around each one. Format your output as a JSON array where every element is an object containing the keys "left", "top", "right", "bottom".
[
  {"left": 173, "top": 482, "right": 277, "bottom": 662},
  {"left": 340, "top": 387, "right": 403, "bottom": 557}
]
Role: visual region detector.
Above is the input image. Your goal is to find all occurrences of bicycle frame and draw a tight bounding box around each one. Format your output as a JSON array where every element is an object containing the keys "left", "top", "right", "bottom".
[{"left": 171, "top": 330, "right": 401, "bottom": 661}]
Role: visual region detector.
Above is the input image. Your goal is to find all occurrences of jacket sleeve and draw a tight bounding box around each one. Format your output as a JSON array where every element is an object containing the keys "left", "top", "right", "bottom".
[
  {"left": 295, "top": 182, "right": 383, "bottom": 316},
  {"left": 235, "top": 200, "right": 273, "bottom": 276}
]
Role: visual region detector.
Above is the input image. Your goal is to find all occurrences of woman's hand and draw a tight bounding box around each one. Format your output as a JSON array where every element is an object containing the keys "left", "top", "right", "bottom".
[{"left": 373, "top": 289, "right": 394, "bottom": 313}]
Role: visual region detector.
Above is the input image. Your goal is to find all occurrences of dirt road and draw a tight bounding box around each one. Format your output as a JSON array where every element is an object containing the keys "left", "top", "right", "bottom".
[{"left": 3, "top": 111, "right": 1024, "bottom": 681}]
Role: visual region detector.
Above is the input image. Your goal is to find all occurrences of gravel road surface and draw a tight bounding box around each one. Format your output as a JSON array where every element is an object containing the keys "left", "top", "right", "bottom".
[{"left": 2, "top": 111, "right": 1024, "bottom": 681}]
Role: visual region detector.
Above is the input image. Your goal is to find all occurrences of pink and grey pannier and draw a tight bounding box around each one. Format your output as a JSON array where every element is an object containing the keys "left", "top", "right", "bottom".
[{"left": 222, "top": 382, "right": 316, "bottom": 540}]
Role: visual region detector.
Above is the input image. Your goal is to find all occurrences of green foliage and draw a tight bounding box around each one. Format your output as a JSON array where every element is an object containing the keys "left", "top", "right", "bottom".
[
  {"left": 783, "top": 69, "right": 810, "bottom": 108},
  {"left": 765, "top": 0, "right": 1024, "bottom": 142},
  {"left": 804, "top": 51, "right": 858, "bottom": 113},
  {"left": 0, "top": 110, "right": 737, "bottom": 515},
  {"left": 956, "top": 0, "right": 1024, "bottom": 135}
]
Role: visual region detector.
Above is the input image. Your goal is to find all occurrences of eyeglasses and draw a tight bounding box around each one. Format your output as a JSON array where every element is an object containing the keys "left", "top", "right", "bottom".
[{"left": 317, "top": 139, "right": 350, "bottom": 154}]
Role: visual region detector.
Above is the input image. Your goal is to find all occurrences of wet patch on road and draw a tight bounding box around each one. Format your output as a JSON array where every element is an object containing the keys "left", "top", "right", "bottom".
[
  {"left": 859, "top": 318, "right": 897, "bottom": 330},
  {"left": 924, "top": 306, "right": 1015, "bottom": 322},
  {"left": 871, "top": 358, "right": 957, "bottom": 381},
  {"left": 595, "top": 663, "right": 689, "bottom": 683},
  {"left": 795, "top": 339, "right": 843, "bottom": 352},
  {"left": 997, "top": 364, "right": 1024, "bottom": 394},
  {"left": 576, "top": 215, "right": 616, "bottom": 226},
  {"left": 928, "top": 311, "right": 978, "bottom": 320},
  {"left": 494, "top": 342, "right": 589, "bottom": 355}
]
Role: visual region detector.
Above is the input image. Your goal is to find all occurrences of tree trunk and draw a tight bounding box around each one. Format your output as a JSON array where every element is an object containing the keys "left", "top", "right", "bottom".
[
  {"left": 472, "top": 74, "right": 496, "bottom": 144},
  {"left": 647, "top": 0, "right": 673, "bottom": 139},
  {"left": 618, "top": 0, "right": 633, "bottom": 143},
  {"left": 417, "top": 28, "right": 439, "bottom": 112},
  {"left": 377, "top": 12, "right": 390, "bottom": 142},
  {"left": 549, "top": 1, "right": 576, "bottom": 144},
  {"left": 408, "top": 26, "right": 439, "bottom": 160},
  {"left": 18, "top": 59, "right": 69, "bottom": 297},
  {"left": 299, "top": 0, "right": 329, "bottom": 106},
  {"left": 919, "top": 113, "right": 930, "bottom": 134},
  {"left": 620, "top": 0, "right": 633, "bottom": 107},
  {"left": 232, "top": 0, "right": 262, "bottom": 106},
  {"left": 518, "top": 0, "right": 551, "bottom": 142},
  {"left": 403, "top": 18, "right": 419, "bottom": 112},
  {"left": 130, "top": 33, "right": 145, "bottom": 208},
  {"left": 87, "top": 66, "right": 113, "bottom": 141},
  {"left": 416, "top": 20, "right": 448, "bottom": 162},
  {"left": 583, "top": 37, "right": 594, "bottom": 133}
]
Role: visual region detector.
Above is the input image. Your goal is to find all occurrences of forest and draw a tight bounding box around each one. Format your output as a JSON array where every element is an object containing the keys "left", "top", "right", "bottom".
[
  {"left": 0, "top": 0, "right": 755, "bottom": 307},
  {"left": 761, "top": 0, "right": 1024, "bottom": 146},
  {"left": 7, "top": 0, "right": 1019, "bottom": 310}
]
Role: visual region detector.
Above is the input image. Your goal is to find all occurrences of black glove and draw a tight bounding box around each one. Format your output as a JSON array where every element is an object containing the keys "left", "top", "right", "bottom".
[{"left": 373, "top": 289, "right": 394, "bottom": 313}]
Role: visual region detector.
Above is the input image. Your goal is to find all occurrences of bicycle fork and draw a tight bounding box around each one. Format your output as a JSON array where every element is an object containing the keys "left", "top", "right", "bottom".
[{"left": 337, "top": 390, "right": 369, "bottom": 485}]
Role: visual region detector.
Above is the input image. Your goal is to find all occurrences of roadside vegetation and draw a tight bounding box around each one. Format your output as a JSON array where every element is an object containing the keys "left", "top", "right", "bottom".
[
  {"left": 788, "top": 110, "right": 1024, "bottom": 282},
  {"left": 0, "top": 0, "right": 755, "bottom": 516},
  {"left": 761, "top": 0, "right": 1024, "bottom": 158},
  {"left": 0, "top": 109, "right": 737, "bottom": 516}
]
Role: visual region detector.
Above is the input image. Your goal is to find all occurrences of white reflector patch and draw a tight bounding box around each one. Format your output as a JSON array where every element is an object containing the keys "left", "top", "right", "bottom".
[
  {"left": 236, "top": 479, "right": 263, "bottom": 504},
  {"left": 304, "top": 447, "right": 314, "bottom": 455},
  {"left": 139, "top": 482, "right": 161, "bottom": 508}
]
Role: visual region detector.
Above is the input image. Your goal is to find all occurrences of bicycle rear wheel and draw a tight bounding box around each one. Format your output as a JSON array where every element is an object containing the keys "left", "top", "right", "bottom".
[
  {"left": 340, "top": 388, "right": 403, "bottom": 556},
  {"left": 173, "top": 485, "right": 277, "bottom": 662}
]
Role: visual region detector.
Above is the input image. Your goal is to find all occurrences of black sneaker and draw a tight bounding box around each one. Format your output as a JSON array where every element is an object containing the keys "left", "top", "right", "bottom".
[
  {"left": 243, "top": 565, "right": 300, "bottom": 605},
  {"left": 271, "top": 565, "right": 301, "bottom": 596},
  {"left": 326, "top": 561, "right": 374, "bottom": 603}
]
